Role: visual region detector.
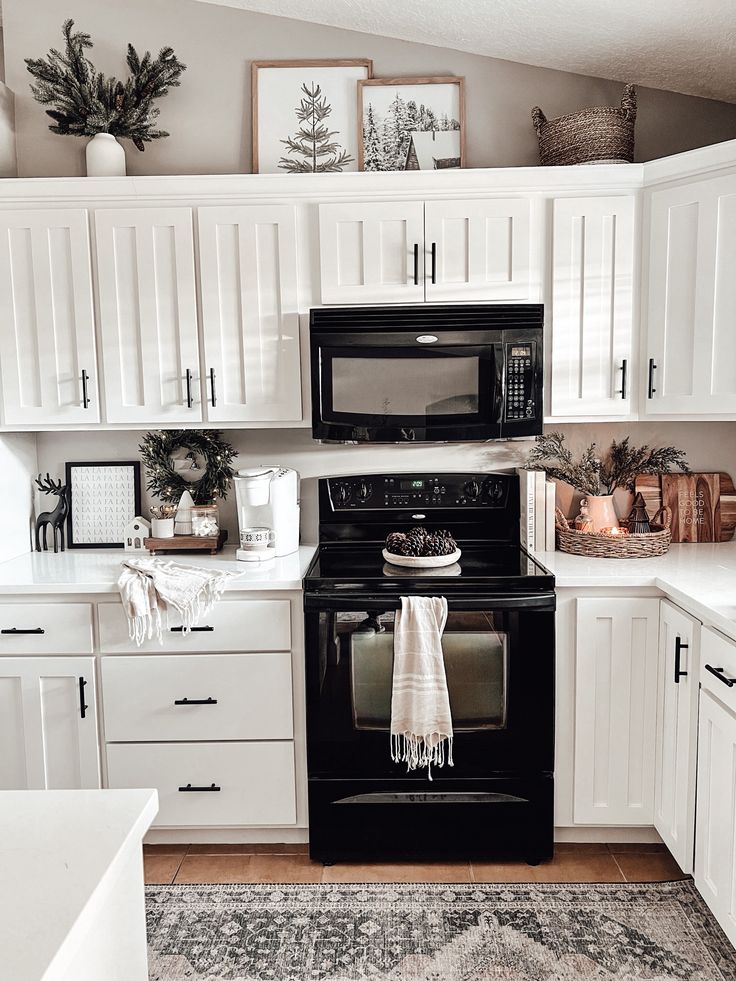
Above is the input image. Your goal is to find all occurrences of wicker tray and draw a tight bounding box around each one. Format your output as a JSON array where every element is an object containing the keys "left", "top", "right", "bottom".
[
  {"left": 531, "top": 84, "right": 636, "bottom": 166},
  {"left": 555, "top": 507, "right": 671, "bottom": 558}
]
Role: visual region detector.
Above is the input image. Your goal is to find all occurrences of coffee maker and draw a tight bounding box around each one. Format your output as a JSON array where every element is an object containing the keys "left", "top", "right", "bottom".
[{"left": 234, "top": 467, "right": 300, "bottom": 562}]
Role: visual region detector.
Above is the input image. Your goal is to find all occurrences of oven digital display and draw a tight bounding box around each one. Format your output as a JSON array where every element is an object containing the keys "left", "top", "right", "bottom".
[
  {"left": 399, "top": 479, "right": 425, "bottom": 490},
  {"left": 511, "top": 346, "right": 531, "bottom": 358}
]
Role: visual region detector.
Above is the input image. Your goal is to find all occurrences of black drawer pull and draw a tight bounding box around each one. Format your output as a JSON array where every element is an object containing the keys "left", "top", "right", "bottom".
[
  {"left": 178, "top": 783, "right": 221, "bottom": 792},
  {"left": 81, "top": 368, "right": 91, "bottom": 408},
  {"left": 169, "top": 625, "right": 214, "bottom": 633},
  {"left": 430, "top": 242, "right": 437, "bottom": 284},
  {"left": 174, "top": 697, "right": 218, "bottom": 706},
  {"left": 185, "top": 368, "right": 194, "bottom": 409},
  {"left": 1, "top": 627, "right": 45, "bottom": 635},
  {"left": 705, "top": 663, "right": 736, "bottom": 688},
  {"left": 674, "top": 637, "right": 688, "bottom": 684},
  {"left": 617, "top": 359, "right": 628, "bottom": 400},
  {"left": 648, "top": 358, "right": 657, "bottom": 399},
  {"left": 412, "top": 243, "right": 419, "bottom": 285},
  {"left": 79, "top": 676, "right": 88, "bottom": 719}
]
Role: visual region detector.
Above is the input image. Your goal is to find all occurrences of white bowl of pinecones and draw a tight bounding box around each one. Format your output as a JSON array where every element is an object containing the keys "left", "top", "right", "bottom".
[{"left": 383, "top": 527, "right": 461, "bottom": 568}]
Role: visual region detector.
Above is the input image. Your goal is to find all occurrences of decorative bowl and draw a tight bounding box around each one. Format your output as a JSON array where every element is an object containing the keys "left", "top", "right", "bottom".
[{"left": 382, "top": 548, "right": 462, "bottom": 569}]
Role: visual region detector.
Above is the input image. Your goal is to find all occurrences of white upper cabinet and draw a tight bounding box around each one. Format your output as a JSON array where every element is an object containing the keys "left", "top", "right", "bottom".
[
  {"left": 573, "top": 597, "right": 660, "bottom": 825},
  {"left": 95, "top": 208, "right": 202, "bottom": 424},
  {"left": 423, "top": 198, "right": 533, "bottom": 302},
  {"left": 198, "top": 206, "right": 302, "bottom": 422},
  {"left": 550, "top": 196, "right": 636, "bottom": 418},
  {"left": 654, "top": 600, "right": 700, "bottom": 874},
  {"left": 319, "top": 201, "right": 425, "bottom": 304},
  {"left": 644, "top": 173, "right": 736, "bottom": 416},
  {"left": 0, "top": 209, "right": 99, "bottom": 425}
]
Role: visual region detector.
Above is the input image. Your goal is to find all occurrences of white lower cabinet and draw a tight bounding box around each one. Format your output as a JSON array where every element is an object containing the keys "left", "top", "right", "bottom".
[
  {"left": 654, "top": 600, "right": 700, "bottom": 873},
  {"left": 106, "top": 741, "right": 296, "bottom": 827},
  {"left": 0, "top": 656, "right": 99, "bottom": 789},
  {"left": 573, "top": 598, "right": 660, "bottom": 824}
]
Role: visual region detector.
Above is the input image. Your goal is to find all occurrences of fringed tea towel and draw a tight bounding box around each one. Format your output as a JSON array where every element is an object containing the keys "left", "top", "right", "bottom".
[
  {"left": 390, "top": 595, "right": 453, "bottom": 780},
  {"left": 118, "top": 557, "right": 240, "bottom": 646}
]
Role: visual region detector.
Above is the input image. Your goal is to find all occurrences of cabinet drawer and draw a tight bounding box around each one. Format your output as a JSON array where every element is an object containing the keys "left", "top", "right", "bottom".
[
  {"left": 102, "top": 653, "right": 293, "bottom": 741},
  {"left": 0, "top": 604, "right": 93, "bottom": 654},
  {"left": 700, "top": 627, "right": 736, "bottom": 712},
  {"left": 106, "top": 741, "right": 296, "bottom": 827},
  {"left": 98, "top": 599, "right": 291, "bottom": 653}
]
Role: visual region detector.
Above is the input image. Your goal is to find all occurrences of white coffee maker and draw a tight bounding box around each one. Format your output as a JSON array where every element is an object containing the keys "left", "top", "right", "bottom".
[{"left": 234, "top": 467, "right": 300, "bottom": 562}]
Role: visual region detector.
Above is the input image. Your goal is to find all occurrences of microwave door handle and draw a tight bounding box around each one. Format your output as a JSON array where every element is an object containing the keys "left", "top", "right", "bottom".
[{"left": 493, "top": 342, "right": 505, "bottom": 423}]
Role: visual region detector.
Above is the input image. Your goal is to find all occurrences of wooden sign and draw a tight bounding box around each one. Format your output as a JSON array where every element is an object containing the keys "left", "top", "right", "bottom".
[{"left": 634, "top": 473, "right": 736, "bottom": 543}]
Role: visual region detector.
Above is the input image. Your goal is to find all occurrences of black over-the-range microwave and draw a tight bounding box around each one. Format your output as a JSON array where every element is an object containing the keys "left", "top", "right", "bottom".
[{"left": 309, "top": 303, "right": 544, "bottom": 443}]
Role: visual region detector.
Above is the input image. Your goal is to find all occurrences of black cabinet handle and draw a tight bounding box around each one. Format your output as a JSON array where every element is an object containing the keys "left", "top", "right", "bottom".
[
  {"left": 617, "top": 359, "right": 628, "bottom": 400},
  {"left": 185, "top": 368, "right": 194, "bottom": 408},
  {"left": 81, "top": 369, "right": 91, "bottom": 409},
  {"left": 178, "top": 783, "right": 221, "bottom": 792},
  {"left": 413, "top": 243, "right": 419, "bottom": 285},
  {"left": 79, "top": 676, "right": 88, "bottom": 719},
  {"left": 174, "top": 697, "right": 218, "bottom": 705},
  {"left": 209, "top": 367, "right": 217, "bottom": 408},
  {"left": 674, "top": 637, "right": 688, "bottom": 684},
  {"left": 705, "top": 664, "right": 736, "bottom": 688},
  {"left": 648, "top": 358, "right": 657, "bottom": 399},
  {"left": 169, "top": 625, "right": 214, "bottom": 633},
  {"left": 430, "top": 242, "right": 437, "bottom": 284},
  {"left": 1, "top": 627, "right": 45, "bottom": 635}
]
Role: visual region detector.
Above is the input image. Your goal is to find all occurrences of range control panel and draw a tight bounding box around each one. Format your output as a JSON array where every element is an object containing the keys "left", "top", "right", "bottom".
[
  {"left": 505, "top": 342, "right": 536, "bottom": 421},
  {"left": 327, "top": 473, "right": 512, "bottom": 510}
]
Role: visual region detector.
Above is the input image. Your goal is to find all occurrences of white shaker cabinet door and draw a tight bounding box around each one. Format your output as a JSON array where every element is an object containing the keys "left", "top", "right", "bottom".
[
  {"left": 424, "top": 198, "right": 533, "bottom": 302},
  {"left": 644, "top": 173, "right": 736, "bottom": 417},
  {"left": 573, "top": 598, "right": 660, "bottom": 825},
  {"left": 95, "top": 208, "right": 202, "bottom": 423},
  {"left": 654, "top": 600, "right": 700, "bottom": 873},
  {"left": 0, "top": 209, "right": 99, "bottom": 425},
  {"left": 0, "top": 656, "right": 100, "bottom": 790},
  {"left": 319, "top": 201, "right": 425, "bottom": 304},
  {"left": 198, "top": 206, "right": 302, "bottom": 422},
  {"left": 550, "top": 196, "right": 636, "bottom": 418}
]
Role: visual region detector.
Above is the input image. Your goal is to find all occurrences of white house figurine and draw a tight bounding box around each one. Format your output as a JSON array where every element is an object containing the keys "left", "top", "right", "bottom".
[{"left": 124, "top": 516, "right": 151, "bottom": 551}]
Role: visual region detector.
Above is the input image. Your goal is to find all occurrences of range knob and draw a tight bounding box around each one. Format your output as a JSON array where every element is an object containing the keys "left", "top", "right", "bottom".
[
  {"left": 464, "top": 478, "right": 482, "bottom": 500},
  {"left": 485, "top": 478, "right": 505, "bottom": 502},
  {"left": 356, "top": 480, "right": 372, "bottom": 502},
  {"left": 334, "top": 482, "right": 351, "bottom": 506}
]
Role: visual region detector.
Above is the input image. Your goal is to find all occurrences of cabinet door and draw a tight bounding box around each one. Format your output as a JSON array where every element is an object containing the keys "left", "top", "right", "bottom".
[
  {"left": 95, "top": 208, "right": 202, "bottom": 423},
  {"left": 654, "top": 600, "right": 700, "bottom": 873},
  {"left": 644, "top": 173, "right": 736, "bottom": 416},
  {"left": 0, "top": 656, "right": 99, "bottom": 789},
  {"left": 574, "top": 598, "right": 659, "bottom": 824},
  {"left": 319, "top": 201, "right": 424, "bottom": 304},
  {"left": 550, "top": 196, "right": 636, "bottom": 418},
  {"left": 424, "top": 198, "right": 532, "bottom": 302},
  {"left": 0, "top": 209, "right": 99, "bottom": 425},
  {"left": 198, "top": 206, "right": 302, "bottom": 422}
]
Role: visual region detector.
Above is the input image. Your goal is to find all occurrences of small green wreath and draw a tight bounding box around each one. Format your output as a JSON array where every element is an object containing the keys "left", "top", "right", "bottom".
[{"left": 139, "top": 430, "right": 237, "bottom": 505}]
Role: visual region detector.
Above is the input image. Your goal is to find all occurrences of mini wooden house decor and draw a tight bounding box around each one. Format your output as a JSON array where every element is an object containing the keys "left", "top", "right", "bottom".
[{"left": 124, "top": 516, "right": 150, "bottom": 551}]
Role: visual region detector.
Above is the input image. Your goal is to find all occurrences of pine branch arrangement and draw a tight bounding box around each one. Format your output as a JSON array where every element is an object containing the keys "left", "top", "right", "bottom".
[
  {"left": 25, "top": 19, "right": 186, "bottom": 151},
  {"left": 526, "top": 432, "right": 690, "bottom": 495},
  {"left": 278, "top": 82, "right": 354, "bottom": 173}
]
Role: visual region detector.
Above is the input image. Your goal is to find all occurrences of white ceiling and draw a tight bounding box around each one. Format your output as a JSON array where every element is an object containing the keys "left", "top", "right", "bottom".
[{"left": 195, "top": 0, "right": 736, "bottom": 103}]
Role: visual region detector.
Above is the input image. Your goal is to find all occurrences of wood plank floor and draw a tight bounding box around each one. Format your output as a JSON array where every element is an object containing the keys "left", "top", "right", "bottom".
[{"left": 144, "top": 842, "right": 687, "bottom": 885}]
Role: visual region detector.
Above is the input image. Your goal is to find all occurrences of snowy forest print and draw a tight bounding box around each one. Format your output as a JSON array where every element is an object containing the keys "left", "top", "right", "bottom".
[
  {"left": 360, "top": 80, "right": 463, "bottom": 172},
  {"left": 253, "top": 61, "right": 370, "bottom": 174}
]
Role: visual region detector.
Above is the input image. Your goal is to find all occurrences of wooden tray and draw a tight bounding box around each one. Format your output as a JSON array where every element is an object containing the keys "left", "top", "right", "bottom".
[
  {"left": 144, "top": 530, "right": 228, "bottom": 555},
  {"left": 634, "top": 473, "right": 736, "bottom": 543}
]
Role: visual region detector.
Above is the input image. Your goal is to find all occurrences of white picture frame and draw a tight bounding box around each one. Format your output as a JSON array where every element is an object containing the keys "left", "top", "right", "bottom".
[{"left": 66, "top": 461, "right": 142, "bottom": 549}]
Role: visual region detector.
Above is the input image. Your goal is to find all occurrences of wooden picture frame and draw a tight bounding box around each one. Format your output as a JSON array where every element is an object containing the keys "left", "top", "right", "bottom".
[
  {"left": 251, "top": 58, "right": 373, "bottom": 174},
  {"left": 357, "top": 76, "right": 466, "bottom": 171},
  {"left": 66, "top": 461, "right": 142, "bottom": 549}
]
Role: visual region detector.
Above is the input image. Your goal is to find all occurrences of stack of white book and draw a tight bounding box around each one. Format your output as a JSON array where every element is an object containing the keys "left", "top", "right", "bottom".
[{"left": 517, "top": 469, "right": 556, "bottom": 553}]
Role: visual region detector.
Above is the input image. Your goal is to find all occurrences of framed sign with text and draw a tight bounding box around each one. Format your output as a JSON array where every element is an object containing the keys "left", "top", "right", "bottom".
[{"left": 66, "top": 461, "right": 142, "bottom": 548}]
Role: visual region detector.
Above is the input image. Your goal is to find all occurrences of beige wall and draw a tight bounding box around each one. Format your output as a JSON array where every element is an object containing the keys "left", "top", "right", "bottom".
[{"left": 3, "top": 0, "right": 736, "bottom": 177}]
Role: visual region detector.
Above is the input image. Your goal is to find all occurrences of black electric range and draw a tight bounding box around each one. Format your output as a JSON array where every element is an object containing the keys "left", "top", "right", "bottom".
[{"left": 303, "top": 472, "right": 556, "bottom": 865}]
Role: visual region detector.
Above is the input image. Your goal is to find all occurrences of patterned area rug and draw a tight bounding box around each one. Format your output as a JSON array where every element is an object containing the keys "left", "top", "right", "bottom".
[{"left": 146, "top": 880, "right": 736, "bottom": 981}]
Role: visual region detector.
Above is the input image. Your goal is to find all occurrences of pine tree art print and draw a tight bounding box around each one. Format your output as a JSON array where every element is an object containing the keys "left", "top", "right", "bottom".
[{"left": 278, "top": 82, "right": 353, "bottom": 173}]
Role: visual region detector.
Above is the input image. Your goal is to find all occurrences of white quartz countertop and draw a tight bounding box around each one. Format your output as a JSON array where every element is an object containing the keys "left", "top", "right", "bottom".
[
  {"left": 0, "top": 544, "right": 317, "bottom": 594},
  {"left": 0, "top": 788, "right": 157, "bottom": 981},
  {"left": 533, "top": 541, "right": 736, "bottom": 641}
]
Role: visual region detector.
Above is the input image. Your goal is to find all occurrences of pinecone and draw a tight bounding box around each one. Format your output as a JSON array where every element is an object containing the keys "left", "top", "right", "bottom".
[
  {"left": 385, "top": 532, "right": 408, "bottom": 554},
  {"left": 424, "top": 531, "right": 457, "bottom": 556}
]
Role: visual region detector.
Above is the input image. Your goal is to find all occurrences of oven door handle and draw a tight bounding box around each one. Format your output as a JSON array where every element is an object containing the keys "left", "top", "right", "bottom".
[{"left": 304, "top": 592, "right": 556, "bottom": 612}]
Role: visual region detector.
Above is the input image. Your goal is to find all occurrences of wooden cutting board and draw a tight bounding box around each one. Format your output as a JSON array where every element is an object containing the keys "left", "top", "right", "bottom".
[{"left": 634, "top": 473, "right": 736, "bottom": 543}]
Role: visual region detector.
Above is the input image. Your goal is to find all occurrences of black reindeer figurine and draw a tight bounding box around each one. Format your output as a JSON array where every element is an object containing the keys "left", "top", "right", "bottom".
[{"left": 34, "top": 473, "right": 70, "bottom": 553}]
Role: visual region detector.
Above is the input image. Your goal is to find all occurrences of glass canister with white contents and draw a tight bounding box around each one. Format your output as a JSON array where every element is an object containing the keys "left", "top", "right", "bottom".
[{"left": 191, "top": 503, "right": 220, "bottom": 538}]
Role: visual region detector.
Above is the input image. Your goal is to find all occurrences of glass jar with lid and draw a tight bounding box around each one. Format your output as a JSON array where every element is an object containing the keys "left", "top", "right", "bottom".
[{"left": 191, "top": 503, "right": 220, "bottom": 538}]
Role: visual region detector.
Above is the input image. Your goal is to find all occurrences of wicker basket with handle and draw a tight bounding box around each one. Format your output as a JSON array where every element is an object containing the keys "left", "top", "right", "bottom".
[
  {"left": 555, "top": 505, "right": 671, "bottom": 558},
  {"left": 531, "top": 85, "right": 637, "bottom": 166}
]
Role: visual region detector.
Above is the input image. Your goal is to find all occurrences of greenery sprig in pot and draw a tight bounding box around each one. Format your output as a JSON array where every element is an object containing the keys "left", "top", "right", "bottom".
[
  {"left": 526, "top": 432, "right": 690, "bottom": 532},
  {"left": 25, "top": 20, "right": 186, "bottom": 176}
]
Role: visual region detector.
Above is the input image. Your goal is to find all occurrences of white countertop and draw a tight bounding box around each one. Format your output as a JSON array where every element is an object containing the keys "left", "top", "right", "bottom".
[
  {"left": 533, "top": 541, "right": 736, "bottom": 642},
  {"left": 0, "top": 789, "right": 158, "bottom": 981},
  {"left": 0, "top": 544, "right": 318, "bottom": 594}
]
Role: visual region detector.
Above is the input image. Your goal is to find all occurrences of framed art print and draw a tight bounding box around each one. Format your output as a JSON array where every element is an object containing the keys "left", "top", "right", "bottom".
[
  {"left": 66, "top": 461, "right": 142, "bottom": 548},
  {"left": 358, "top": 76, "right": 465, "bottom": 171},
  {"left": 252, "top": 59, "right": 372, "bottom": 174}
]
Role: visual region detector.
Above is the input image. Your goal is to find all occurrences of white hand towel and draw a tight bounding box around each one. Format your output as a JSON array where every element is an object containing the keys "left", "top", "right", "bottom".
[
  {"left": 390, "top": 595, "right": 453, "bottom": 779},
  {"left": 118, "top": 557, "right": 240, "bottom": 646}
]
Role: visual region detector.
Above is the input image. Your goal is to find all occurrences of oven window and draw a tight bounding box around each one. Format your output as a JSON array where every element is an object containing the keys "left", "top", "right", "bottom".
[
  {"left": 331, "top": 356, "right": 480, "bottom": 416},
  {"left": 348, "top": 612, "right": 508, "bottom": 732}
]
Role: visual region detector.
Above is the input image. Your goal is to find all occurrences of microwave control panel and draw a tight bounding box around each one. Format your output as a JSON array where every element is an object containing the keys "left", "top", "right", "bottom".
[
  {"left": 327, "top": 473, "right": 511, "bottom": 510},
  {"left": 505, "top": 343, "right": 536, "bottom": 421}
]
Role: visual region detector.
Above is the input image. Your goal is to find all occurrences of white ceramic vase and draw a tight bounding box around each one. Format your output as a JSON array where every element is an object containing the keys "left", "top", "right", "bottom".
[
  {"left": 85, "top": 133, "right": 126, "bottom": 177},
  {"left": 583, "top": 494, "right": 619, "bottom": 532}
]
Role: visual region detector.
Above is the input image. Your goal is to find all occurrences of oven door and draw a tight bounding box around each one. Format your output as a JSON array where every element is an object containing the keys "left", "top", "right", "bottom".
[
  {"left": 310, "top": 329, "right": 503, "bottom": 442},
  {"left": 305, "top": 594, "right": 555, "bottom": 780}
]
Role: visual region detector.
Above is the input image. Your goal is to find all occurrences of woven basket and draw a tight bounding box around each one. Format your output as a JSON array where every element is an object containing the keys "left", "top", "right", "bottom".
[
  {"left": 531, "top": 85, "right": 637, "bottom": 166},
  {"left": 555, "top": 505, "right": 671, "bottom": 558}
]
